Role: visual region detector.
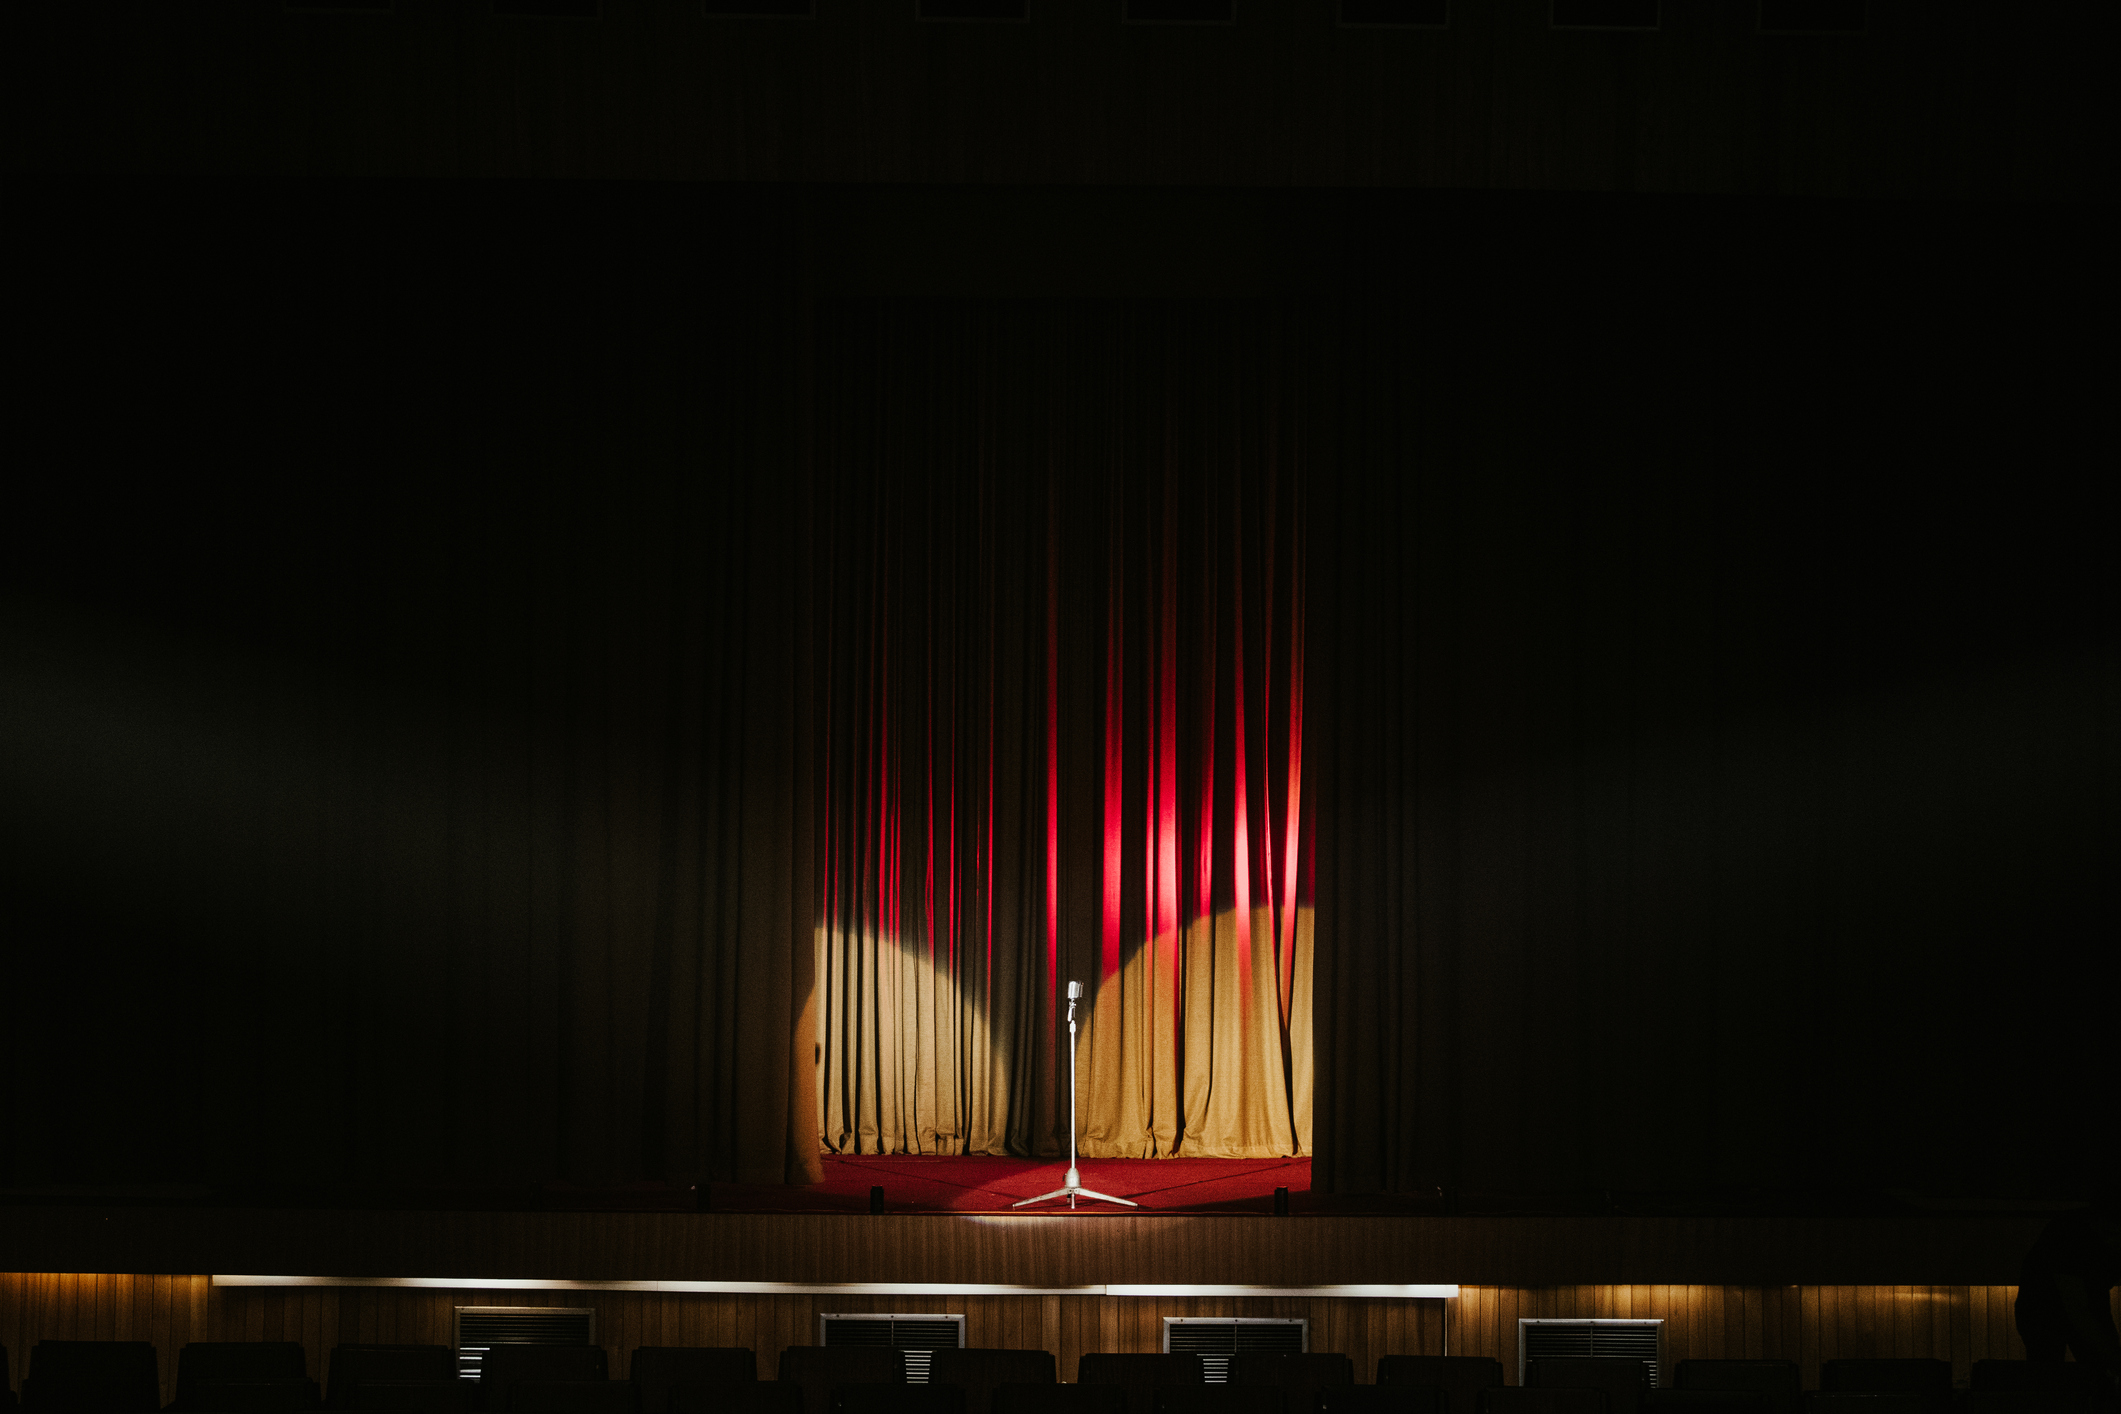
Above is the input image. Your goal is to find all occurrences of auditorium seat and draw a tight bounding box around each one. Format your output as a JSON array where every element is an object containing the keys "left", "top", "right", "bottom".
[
  {"left": 1527, "top": 1357, "right": 1651, "bottom": 1414},
  {"left": 1075, "top": 1355, "right": 1205, "bottom": 1414},
  {"left": 1229, "top": 1356, "right": 1354, "bottom": 1400},
  {"left": 1818, "top": 1367, "right": 1951, "bottom": 1397},
  {"left": 482, "top": 1349, "right": 609, "bottom": 1414},
  {"left": 988, "top": 1388, "right": 1126, "bottom": 1414},
  {"left": 926, "top": 1351, "right": 1053, "bottom": 1414},
  {"left": 1316, "top": 1392, "right": 1443, "bottom": 1414},
  {"left": 829, "top": 1388, "right": 966, "bottom": 1414},
  {"left": 509, "top": 1384, "right": 639, "bottom": 1414},
  {"left": 629, "top": 1350, "right": 756, "bottom": 1414},
  {"left": 325, "top": 1346, "right": 459, "bottom": 1410},
  {"left": 1673, "top": 1362, "right": 1800, "bottom": 1414},
  {"left": 172, "top": 1343, "right": 320, "bottom": 1413},
  {"left": 1475, "top": 1389, "right": 1608, "bottom": 1414},
  {"left": 3, "top": 1345, "right": 16, "bottom": 1414},
  {"left": 1969, "top": 1365, "right": 2114, "bottom": 1399},
  {"left": 1376, "top": 1359, "right": 1506, "bottom": 1414},
  {"left": 1641, "top": 1392, "right": 1770, "bottom": 1414},
  {"left": 22, "top": 1341, "right": 163, "bottom": 1413},
  {"left": 337, "top": 1387, "right": 470, "bottom": 1414},
  {"left": 1802, "top": 1395, "right": 1931, "bottom": 1414},
  {"left": 670, "top": 1386, "right": 803, "bottom": 1414},
  {"left": 776, "top": 1351, "right": 901, "bottom": 1414},
  {"left": 1152, "top": 1389, "right": 1286, "bottom": 1414},
  {"left": 1956, "top": 1395, "right": 2103, "bottom": 1414}
]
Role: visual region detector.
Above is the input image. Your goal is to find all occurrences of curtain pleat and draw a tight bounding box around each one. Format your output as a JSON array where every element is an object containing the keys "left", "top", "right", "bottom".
[{"left": 814, "top": 302, "right": 1312, "bottom": 1161}]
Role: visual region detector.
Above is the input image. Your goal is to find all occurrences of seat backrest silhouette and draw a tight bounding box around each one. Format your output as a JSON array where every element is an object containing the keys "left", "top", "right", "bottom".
[
  {"left": 1641, "top": 1393, "right": 1769, "bottom": 1414},
  {"left": 1816, "top": 1366, "right": 1949, "bottom": 1396},
  {"left": 1672, "top": 1363, "right": 1797, "bottom": 1414},
  {"left": 1475, "top": 1389, "right": 1608, "bottom": 1414},
  {"left": 989, "top": 1388, "right": 1127, "bottom": 1414},
  {"left": 3, "top": 1345, "right": 15, "bottom": 1414},
  {"left": 482, "top": 1349, "right": 608, "bottom": 1414},
  {"left": 1228, "top": 1357, "right": 1354, "bottom": 1396},
  {"left": 177, "top": 1345, "right": 311, "bottom": 1385},
  {"left": 627, "top": 1351, "right": 756, "bottom": 1414},
  {"left": 829, "top": 1388, "right": 966, "bottom": 1414},
  {"left": 1957, "top": 1396, "right": 2101, "bottom": 1414},
  {"left": 1152, "top": 1390, "right": 1287, "bottom": 1414},
  {"left": 337, "top": 1386, "right": 469, "bottom": 1414},
  {"left": 1527, "top": 1358, "right": 1650, "bottom": 1414},
  {"left": 326, "top": 1347, "right": 458, "bottom": 1410},
  {"left": 1802, "top": 1396, "right": 1932, "bottom": 1414},
  {"left": 776, "top": 1350, "right": 901, "bottom": 1414},
  {"left": 510, "top": 1385, "right": 639, "bottom": 1414},
  {"left": 24, "top": 1341, "right": 163, "bottom": 1413},
  {"left": 1076, "top": 1356, "right": 1206, "bottom": 1414},
  {"left": 1376, "top": 1359, "right": 1506, "bottom": 1414},
  {"left": 670, "top": 1386, "right": 803, "bottom": 1414},
  {"left": 174, "top": 1343, "right": 318, "bottom": 1413},
  {"left": 1076, "top": 1359, "right": 1204, "bottom": 1389},
  {"left": 1317, "top": 1392, "right": 1443, "bottom": 1414},
  {"left": 1969, "top": 1362, "right": 2114, "bottom": 1397},
  {"left": 926, "top": 1351, "right": 1053, "bottom": 1414}
]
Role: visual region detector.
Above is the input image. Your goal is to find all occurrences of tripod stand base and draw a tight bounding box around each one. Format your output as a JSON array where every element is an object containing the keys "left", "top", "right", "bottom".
[
  {"left": 1012, "top": 1165, "right": 1140, "bottom": 1209},
  {"left": 1011, "top": 1185, "right": 1139, "bottom": 1210}
]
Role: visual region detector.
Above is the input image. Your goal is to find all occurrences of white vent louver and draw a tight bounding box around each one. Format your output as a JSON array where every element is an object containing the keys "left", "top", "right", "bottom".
[
  {"left": 819, "top": 1315, "right": 966, "bottom": 1384},
  {"left": 1517, "top": 1318, "right": 1664, "bottom": 1389},
  {"left": 1163, "top": 1317, "right": 1308, "bottom": 1384},
  {"left": 453, "top": 1308, "right": 597, "bottom": 1384}
]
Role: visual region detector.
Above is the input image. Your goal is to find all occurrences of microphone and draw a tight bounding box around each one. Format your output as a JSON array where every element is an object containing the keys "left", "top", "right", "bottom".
[{"left": 1067, "top": 980, "right": 1083, "bottom": 1000}]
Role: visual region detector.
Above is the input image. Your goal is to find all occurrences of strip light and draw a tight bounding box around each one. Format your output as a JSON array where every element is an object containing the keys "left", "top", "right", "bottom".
[
  {"left": 1109, "top": 1284, "right": 1461, "bottom": 1299},
  {"left": 214, "top": 1276, "right": 1458, "bottom": 1298}
]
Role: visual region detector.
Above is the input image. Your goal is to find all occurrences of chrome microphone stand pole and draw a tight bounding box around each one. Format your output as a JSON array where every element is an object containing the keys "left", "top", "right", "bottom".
[{"left": 1013, "top": 980, "right": 1138, "bottom": 1210}]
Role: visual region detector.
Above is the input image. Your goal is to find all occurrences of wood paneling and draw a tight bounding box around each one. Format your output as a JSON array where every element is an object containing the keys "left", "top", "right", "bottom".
[
  {"left": 0, "top": 1208, "right": 2049, "bottom": 1288},
  {"left": 3, "top": 1275, "right": 2090, "bottom": 1400}
]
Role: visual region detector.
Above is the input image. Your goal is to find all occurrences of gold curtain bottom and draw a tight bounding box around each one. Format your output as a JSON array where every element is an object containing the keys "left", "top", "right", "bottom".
[{"left": 817, "top": 906, "right": 1311, "bottom": 1160}]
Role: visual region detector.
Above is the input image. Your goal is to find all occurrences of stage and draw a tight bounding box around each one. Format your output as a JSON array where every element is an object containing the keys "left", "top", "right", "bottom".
[
  {"left": 714, "top": 1156, "right": 1322, "bottom": 1215},
  {"left": 0, "top": 1166, "right": 2043, "bottom": 1392}
]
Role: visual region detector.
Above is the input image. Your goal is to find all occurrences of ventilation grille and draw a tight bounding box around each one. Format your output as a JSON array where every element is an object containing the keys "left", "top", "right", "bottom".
[
  {"left": 1518, "top": 1319, "right": 1664, "bottom": 1389},
  {"left": 819, "top": 1315, "right": 965, "bottom": 1384},
  {"left": 1164, "top": 1318, "right": 1307, "bottom": 1383},
  {"left": 453, "top": 1308, "right": 596, "bottom": 1384}
]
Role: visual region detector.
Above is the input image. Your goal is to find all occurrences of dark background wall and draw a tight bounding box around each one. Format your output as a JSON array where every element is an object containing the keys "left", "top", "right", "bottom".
[{"left": 1, "top": 1, "right": 2108, "bottom": 197}]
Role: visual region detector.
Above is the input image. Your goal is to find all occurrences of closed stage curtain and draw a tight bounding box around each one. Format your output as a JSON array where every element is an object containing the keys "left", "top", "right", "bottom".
[{"left": 812, "top": 301, "right": 1313, "bottom": 1160}]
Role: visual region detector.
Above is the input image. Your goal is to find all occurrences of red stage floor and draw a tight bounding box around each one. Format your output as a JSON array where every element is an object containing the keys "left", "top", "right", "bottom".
[{"left": 710, "top": 1156, "right": 1321, "bottom": 1214}]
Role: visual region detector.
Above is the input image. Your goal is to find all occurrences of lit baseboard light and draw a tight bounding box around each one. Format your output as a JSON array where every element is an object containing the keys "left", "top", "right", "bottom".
[
  {"left": 1107, "top": 1284, "right": 1459, "bottom": 1299},
  {"left": 214, "top": 1276, "right": 1458, "bottom": 1298}
]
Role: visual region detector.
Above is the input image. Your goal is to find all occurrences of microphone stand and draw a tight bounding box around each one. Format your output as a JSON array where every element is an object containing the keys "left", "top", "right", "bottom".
[{"left": 1014, "top": 982, "right": 1138, "bottom": 1210}]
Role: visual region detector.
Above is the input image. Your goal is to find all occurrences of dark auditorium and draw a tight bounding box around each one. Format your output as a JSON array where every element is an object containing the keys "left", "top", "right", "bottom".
[{"left": 2, "top": 7, "right": 2114, "bottom": 1414}]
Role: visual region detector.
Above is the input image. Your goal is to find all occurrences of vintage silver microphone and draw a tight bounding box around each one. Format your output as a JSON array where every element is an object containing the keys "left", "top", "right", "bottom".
[{"left": 1014, "top": 979, "right": 1138, "bottom": 1210}]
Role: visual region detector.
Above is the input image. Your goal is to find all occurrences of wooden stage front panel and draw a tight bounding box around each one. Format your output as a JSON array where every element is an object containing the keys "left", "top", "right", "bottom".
[{"left": 0, "top": 1205, "right": 2047, "bottom": 1287}]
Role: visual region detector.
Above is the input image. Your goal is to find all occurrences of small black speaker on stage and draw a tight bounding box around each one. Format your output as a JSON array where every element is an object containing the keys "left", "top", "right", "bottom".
[
  {"left": 692, "top": 1184, "right": 711, "bottom": 1213},
  {"left": 869, "top": 1185, "right": 887, "bottom": 1215},
  {"left": 1273, "top": 1186, "right": 1290, "bottom": 1216}
]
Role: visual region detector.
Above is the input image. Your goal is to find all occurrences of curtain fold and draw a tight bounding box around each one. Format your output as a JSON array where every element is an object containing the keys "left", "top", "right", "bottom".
[{"left": 813, "top": 301, "right": 1313, "bottom": 1161}]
